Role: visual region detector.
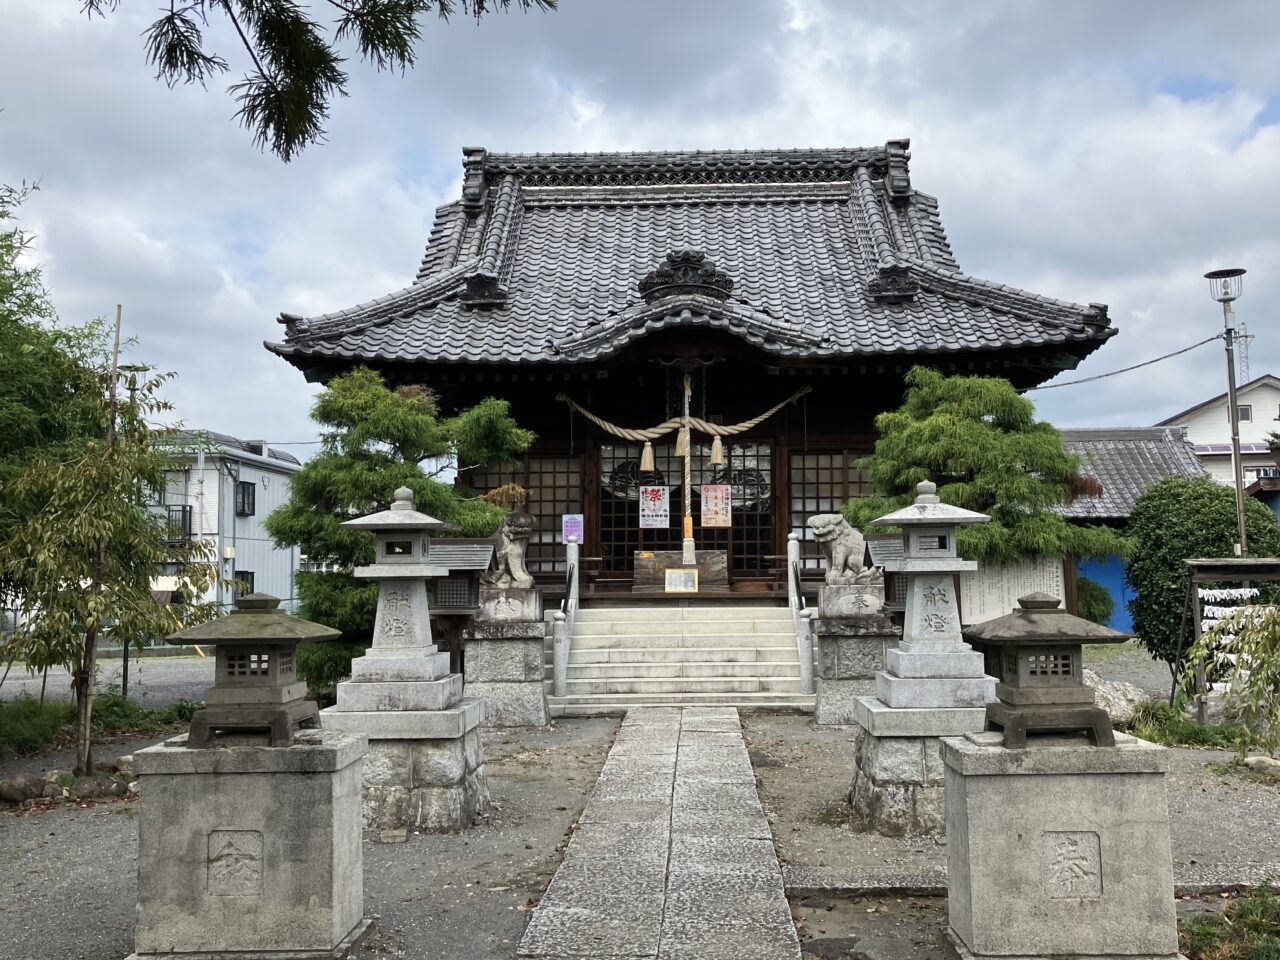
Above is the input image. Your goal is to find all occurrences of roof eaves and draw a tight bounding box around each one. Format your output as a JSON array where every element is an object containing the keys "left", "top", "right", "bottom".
[
  {"left": 276, "top": 260, "right": 478, "bottom": 343},
  {"left": 907, "top": 259, "right": 1111, "bottom": 337}
]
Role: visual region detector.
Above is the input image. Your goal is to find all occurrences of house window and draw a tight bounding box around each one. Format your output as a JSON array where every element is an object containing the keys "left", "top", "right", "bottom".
[
  {"left": 235, "top": 480, "right": 256, "bottom": 516},
  {"left": 233, "top": 570, "right": 255, "bottom": 596},
  {"left": 1233, "top": 404, "right": 1252, "bottom": 423}
]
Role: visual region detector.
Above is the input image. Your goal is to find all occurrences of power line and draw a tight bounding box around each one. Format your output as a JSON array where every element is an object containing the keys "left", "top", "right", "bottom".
[{"left": 1024, "top": 334, "right": 1223, "bottom": 391}]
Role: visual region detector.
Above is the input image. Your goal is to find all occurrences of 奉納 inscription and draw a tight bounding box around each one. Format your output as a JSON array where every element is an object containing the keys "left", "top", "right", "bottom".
[
  {"left": 208, "top": 830, "right": 263, "bottom": 896},
  {"left": 1043, "top": 830, "right": 1102, "bottom": 899}
]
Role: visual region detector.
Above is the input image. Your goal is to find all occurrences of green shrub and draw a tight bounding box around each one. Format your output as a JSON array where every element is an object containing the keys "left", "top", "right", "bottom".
[
  {"left": 1126, "top": 477, "right": 1280, "bottom": 674},
  {"left": 91, "top": 693, "right": 203, "bottom": 736},
  {"left": 1075, "top": 574, "right": 1114, "bottom": 626},
  {"left": 1126, "top": 701, "right": 1259, "bottom": 751},
  {"left": 0, "top": 698, "right": 75, "bottom": 757},
  {"left": 297, "top": 640, "right": 368, "bottom": 702}
]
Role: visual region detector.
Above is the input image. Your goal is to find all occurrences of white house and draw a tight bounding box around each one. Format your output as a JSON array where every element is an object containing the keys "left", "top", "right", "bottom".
[
  {"left": 155, "top": 431, "right": 303, "bottom": 611},
  {"left": 1155, "top": 373, "right": 1280, "bottom": 484}
]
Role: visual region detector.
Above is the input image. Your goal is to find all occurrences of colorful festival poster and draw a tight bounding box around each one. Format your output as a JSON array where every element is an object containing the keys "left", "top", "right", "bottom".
[
  {"left": 639, "top": 486, "right": 670, "bottom": 528},
  {"left": 700, "top": 484, "right": 732, "bottom": 527}
]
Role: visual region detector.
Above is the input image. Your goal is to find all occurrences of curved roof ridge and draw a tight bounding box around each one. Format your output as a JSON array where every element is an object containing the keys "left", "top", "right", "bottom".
[
  {"left": 905, "top": 257, "right": 1109, "bottom": 329},
  {"left": 279, "top": 259, "right": 477, "bottom": 341}
]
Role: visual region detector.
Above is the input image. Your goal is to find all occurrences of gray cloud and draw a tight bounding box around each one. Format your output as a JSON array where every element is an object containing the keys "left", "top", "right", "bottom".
[{"left": 2, "top": 0, "right": 1278, "bottom": 450}]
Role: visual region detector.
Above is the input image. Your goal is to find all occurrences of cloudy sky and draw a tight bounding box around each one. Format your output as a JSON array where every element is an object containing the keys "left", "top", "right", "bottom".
[{"left": 3, "top": 0, "right": 1278, "bottom": 455}]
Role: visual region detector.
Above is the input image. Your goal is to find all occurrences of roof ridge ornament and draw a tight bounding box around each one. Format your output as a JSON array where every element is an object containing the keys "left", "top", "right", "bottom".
[
  {"left": 639, "top": 250, "right": 733, "bottom": 303},
  {"left": 868, "top": 261, "right": 919, "bottom": 304},
  {"left": 461, "top": 146, "right": 488, "bottom": 216}
]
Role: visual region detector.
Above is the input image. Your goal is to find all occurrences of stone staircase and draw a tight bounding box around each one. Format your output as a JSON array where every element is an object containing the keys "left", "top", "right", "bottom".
[{"left": 546, "top": 603, "right": 813, "bottom": 716}]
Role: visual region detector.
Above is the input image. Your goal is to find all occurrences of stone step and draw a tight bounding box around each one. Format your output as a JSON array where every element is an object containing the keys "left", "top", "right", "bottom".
[
  {"left": 572, "top": 618, "right": 793, "bottom": 636},
  {"left": 563, "top": 676, "right": 805, "bottom": 695},
  {"left": 547, "top": 691, "right": 815, "bottom": 716},
  {"left": 569, "top": 632, "right": 795, "bottom": 649},
  {"left": 566, "top": 645, "right": 800, "bottom": 664},
  {"left": 573, "top": 605, "right": 790, "bottom": 623},
  {"left": 566, "top": 660, "right": 800, "bottom": 680}
]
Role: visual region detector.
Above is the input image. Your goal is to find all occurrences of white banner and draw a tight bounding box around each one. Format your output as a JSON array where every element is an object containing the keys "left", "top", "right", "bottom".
[{"left": 639, "top": 486, "right": 670, "bottom": 529}]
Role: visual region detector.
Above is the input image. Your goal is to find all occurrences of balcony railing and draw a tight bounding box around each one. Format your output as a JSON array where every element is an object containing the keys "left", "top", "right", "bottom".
[{"left": 164, "top": 504, "right": 193, "bottom": 544}]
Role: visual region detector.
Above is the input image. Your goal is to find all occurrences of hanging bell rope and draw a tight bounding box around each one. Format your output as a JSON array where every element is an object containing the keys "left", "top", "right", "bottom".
[{"left": 554, "top": 385, "right": 811, "bottom": 444}]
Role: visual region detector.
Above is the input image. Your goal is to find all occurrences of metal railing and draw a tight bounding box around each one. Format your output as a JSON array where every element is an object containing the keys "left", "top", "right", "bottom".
[
  {"left": 552, "top": 536, "right": 580, "bottom": 698},
  {"left": 787, "top": 533, "right": 815, "bottom": 695}
]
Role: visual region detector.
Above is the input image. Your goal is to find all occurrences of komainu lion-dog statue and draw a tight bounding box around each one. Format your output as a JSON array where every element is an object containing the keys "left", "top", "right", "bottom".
[
  {"left": 806, "top": 513, "right": 881, "bottom": 586},
  {"left": 483, "top": 511, "right": 535, "bottom": 589}
]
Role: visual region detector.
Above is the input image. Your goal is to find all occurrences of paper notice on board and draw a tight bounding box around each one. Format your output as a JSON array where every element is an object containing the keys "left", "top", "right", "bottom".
[
  {"left": 701, "top": 484, "right": 732, "bottom": 527},
  {"left": 639, "top": 486, "right": 670, "bottom": 529}
]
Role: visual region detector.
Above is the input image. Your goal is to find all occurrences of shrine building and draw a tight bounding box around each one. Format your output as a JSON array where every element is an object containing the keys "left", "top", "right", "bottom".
[{"left": 266, "top": 142, "right": 1114, "bottom": 592}]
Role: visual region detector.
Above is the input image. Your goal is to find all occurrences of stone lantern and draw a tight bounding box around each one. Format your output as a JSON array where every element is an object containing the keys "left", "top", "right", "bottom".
[
  {"left": 940, "top": 593, "right": 1179, "bottom": 960},
  {"left": 868, "top": 480, "right": 993, "bottom": 704},
  {"left": 846, "top": 480, "right": 997, "bottom": 836},
  {"left": 130, "top": 596, "right": 368, "bottom": 960},
  {"left": 341, "top": 486, "right": 449, "bottom": 660},
  {"left": 323, "top": 487, "right": 489, "bottom": 835},
  {"left": 962, "top": 592, "right": 1129, "bottom": 748},
  {"left": 168, "top": 592, "right": 337, "bottom": 747}
]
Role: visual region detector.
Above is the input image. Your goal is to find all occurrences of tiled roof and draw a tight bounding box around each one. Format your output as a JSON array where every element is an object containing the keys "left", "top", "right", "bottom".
[
  {"left": 267, "top": 143, "right": 1114, "bottom": 369},
  {"left": 425, "top": 539, "right": 494, "bottom": 571},
  {"left": 1060, "top": 427, "right": 1206, "bottom": 521}
]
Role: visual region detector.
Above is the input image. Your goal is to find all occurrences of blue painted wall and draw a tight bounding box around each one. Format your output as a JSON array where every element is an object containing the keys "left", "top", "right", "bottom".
[{"left": 1076, "top": 555, "right": 1133, "bottom": 632}]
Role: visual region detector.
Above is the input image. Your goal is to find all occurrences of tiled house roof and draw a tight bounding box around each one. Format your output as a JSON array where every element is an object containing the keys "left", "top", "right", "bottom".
[
  {"left": 1060, "top": 427, "right": 1206, "bottom": 521},
  {"left": 266, "top": 142, "right": 1115, "bottom": 370}
]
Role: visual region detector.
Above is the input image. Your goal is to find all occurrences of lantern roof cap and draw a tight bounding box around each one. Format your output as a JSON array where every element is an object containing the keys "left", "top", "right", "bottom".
[
  {"left": 166, "top": 593, "right": 341, "bottom": 645},
  {"left": 341, "top": 486, "right": 449, "bottom": 532},
  {"left": 869, "top": 480, "right": 991, "bottom": 527},
  {"left": 962, "top": 592, "right": 1131, "bottom": 646}
]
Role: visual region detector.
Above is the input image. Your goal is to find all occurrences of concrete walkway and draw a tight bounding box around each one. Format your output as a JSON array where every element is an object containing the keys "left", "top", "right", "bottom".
[{"left": 518, "top": 707, "right": 801, "bottom": 960}]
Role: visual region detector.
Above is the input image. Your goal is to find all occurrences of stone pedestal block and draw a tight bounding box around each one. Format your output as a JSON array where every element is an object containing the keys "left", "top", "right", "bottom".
[
  {"left": 875, "top": 672, "right": 995, "bottom": 709},
  {"left": 812, "top": 614, "right": 898, "bottom": 725},
  {"left": 321, "top": 700, "right": 488, "bottom": 832},
  {"left": 848, "top": 727, "right": 947, "bottom": 836},
  {"left": 359, "top": 728, "right": 490, "bottom": 833},
  {"left": 848, "top": 696, "right": 988, "bottom": 837},
  {"left": 818, "top": 583, "right": 886, "bottom": 617},
  {"left": 478, "top": 585, "right": 542, "bottom": 621},
  {"left": 128, "top": 731, "right": 369, "bottom": 960},
  {"left": 463, "top": 620, "right": 549, "bottom": 727},
  {"left": 942, "top": 732, "right": 1181, "bottom": 960}
]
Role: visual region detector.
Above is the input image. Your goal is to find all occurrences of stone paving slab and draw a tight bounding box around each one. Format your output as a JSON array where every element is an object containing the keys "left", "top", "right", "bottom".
[{"left": 518, "top": 707, "right": 800, "bottom": 960}]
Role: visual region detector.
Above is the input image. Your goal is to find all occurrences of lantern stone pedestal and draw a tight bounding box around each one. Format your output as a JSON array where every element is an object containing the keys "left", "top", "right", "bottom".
[
  {"left": 128, "top": 729, "right": 369, "bottom": 960},
  {"left": 321, "top": 488, "right": 489, "bottom": 835},
  {"left": 941, "top": 731, "right": 1182, "bottom": 960},
  {"left": 463, "top": 586, "right": 549, "bottom": 727},
  {"left": 848, "top": 482, "right": 996, "bottom": 836},
  {"left": 813, "top": 584, "right": 899, "bottom": 725}
]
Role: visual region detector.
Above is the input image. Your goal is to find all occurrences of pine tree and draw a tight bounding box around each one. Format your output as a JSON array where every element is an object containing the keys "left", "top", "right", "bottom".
[
  {"left": 842, "top": 366, "right": 1127, "bottom": 565},
  {"left": 83, "top": 0, "right": 557, "bottom": 161},
  {"left": 263, "top": 366, "right": 533, "bottom": 637}
]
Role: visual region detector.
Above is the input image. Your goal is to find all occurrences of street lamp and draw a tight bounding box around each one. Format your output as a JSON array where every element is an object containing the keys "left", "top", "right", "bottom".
[{"left": 1205, "top": 267, "right": 1248, "bottom": 557}]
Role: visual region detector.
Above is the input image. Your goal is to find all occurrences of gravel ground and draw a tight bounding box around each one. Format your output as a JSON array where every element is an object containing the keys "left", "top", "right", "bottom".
[
  {"left": 745, "top": 713, "right": 1280, "bottom": 895},
  {"left": 0, "top": 656, "right": 215, "bottom": 709},
  {"left": 1086, "top": 642, "right": 1176, "bottom": 699},
  {"left": 0, "top": 719, "right": 617, "bottom": 960}
]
